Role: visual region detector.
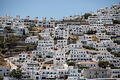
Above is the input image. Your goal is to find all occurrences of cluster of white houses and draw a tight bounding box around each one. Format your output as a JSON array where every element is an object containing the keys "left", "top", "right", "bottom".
[{"left": 0, "top": 3, "right": 120, "bottom": 80}]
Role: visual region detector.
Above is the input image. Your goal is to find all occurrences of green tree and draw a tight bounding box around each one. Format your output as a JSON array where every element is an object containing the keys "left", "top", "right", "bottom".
[
  {"left": 113, "top": 40, "right": 120, "bottom": 45},
  {"left": 67, "top": 37, "right": 77, "bottom": 44},
  {"left": 0, "top": 41, "right": 6, "bottom": 48},
  {"left": 98, "top": 61, "right": 110, "bottom": 68},
  {"left": 67, "top": 61, "right": 75, "bottom": 66},
  {"left": 0, "top": 77, "right": 3, "bottom": 80},
  {"left": 4, "top": 26, "right": 12, "bottom": 30},
  {"left": 66, "top": 59, "right": 75, "bottom": 66},
  {"left": 93, "top": 14, "right": 97, "bottom": 16},
  {"left": 6, "top": 35, "right": 19, "bottom": 43},
  {"left": 65, "top": 50, "right": 70, "bottom": 55},
  {"left": 113, "top": 20, "right": 120, "bottom": 24},
  {"left": 118, "top": 74, "right": 120, "bottom": 78},
  {"left": 9, "top": 68, "right": 22, "bottom": 79},
  {"left": 107, "top": 48, "right": 112, "bottom": 52},
  {"left": 38, "top": 35, "right": 44, "bottom": 40},
  {"left": 83, "top": 13, "right": 92, "bottom": 19},
  {"left": 78, "top": 66, "right": 89, "bottom": 69},
  {"left": 26, "top": 43, "right": 36, "bottom": 51},
  {"left": 27, "top": 25, "right": 35, "bottom": 31},
  {"left": 4, "top": 26, "right": 14, "bottom": 33},
  {"left": 86, "top": 30, "right": 97, "bottom": 34},
  {"left": 83, "top": 45, "right": 96, "bottom": 50},
  {"left": 111, "top": 52, "right": 120, "bottom": 57},
  {"left": 5, "top": 35, "right": 20, "bottom": 49},
  {"left": 50, "top": 32, "right": 54, "bottom": 38}
]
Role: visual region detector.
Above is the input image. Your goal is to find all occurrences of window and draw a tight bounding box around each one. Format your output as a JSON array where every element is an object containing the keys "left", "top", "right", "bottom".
[{"left": 36, "top": 77, "right": 39, "bottom": 79}]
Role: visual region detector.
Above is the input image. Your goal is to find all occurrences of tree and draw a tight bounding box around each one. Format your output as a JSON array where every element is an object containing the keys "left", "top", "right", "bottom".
[
  {"left": 5, "top": 35, "right": 20, "bottom": 49},
  {"left": 27, "top": 25, "right": 35, "bottom": 31},
  {"left": 93, "top": 14, "right": 97, "bottom": 16},
  {"left": 66, "top": 59, "right": 75, "bottom": 66},
  {"left": 83, "top": 13, "right": 92, "bottom": 19},
  {"left": 98, "top": 61, "right": 110, "bottom": 68},
  {"left": 67, "top": 37, "right": 77, "bottom": 44},
  {"left": 113, "top": 20, "right": 120, "bottom": 24},
  {"left": 67, "top": 61, "right": 75, "bottom": 66},
  {"left": 1, "top": 48, "right": 7, "bottom": 54},
  {"left": 6, "top": 35, "right": 20, "bottom": 43},
  {"left": 118, "top": 74, "right": 120, "bottom": 78},
  {"left": 9, "top": 68, "right": 22, "bottom": 79},
  {"left": 111, "top": 52, "right": 120, "bottom": 57},
  {"left": 113, "top": 40, "right": 120, "bottom": 45},
  {"left": 78, "top": 66, "right": 89, "bottom": 69},
  {"left": 38, "top": 35, "right": 44, "bottom": 40},
  {"left": 50, "top": 32, "right": 54, "bottom": 38},
  {"left": 65, "top": 50, "right": 70, "bottom": 55},
  {"left": 4, "top": 26, "right": 14, "bottom": 33},
  {"left": 25, "top": 43, "right": 36, "bottom": 51},
  {"left": 0, "top": 41, "right": 6, "bottom": 48},
  {"left": 0, "top": 77, "right": 3, "bottom": 80},
  {"left": 107, "top": 48, "right": 112, "bottom": 52},
  {"left": 86, "top": 30, "right": 97, "bottom": 34},
  {"left": 83, "top": 45, "right": 96, "bottom": 50}
]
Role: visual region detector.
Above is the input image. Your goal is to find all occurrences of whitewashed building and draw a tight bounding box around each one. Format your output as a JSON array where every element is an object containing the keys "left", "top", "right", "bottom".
[{"left": 25, "top": 36, "right": 38, "bottom": 43}]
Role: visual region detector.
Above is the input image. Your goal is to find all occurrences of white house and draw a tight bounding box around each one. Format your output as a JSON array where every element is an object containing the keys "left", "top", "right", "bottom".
[
  {"left": 39, "top": 32, "right": 52, "bottom": 40},
  {"left": 55, "top": 27, "right": 69, "bottom": 39},
  {"left": 69, "top": 49, "right": 93, "bottom": 62},
  {"left": 77, "top": 61, "right": 98, "bottom": 68},
  {"left": 19, "top": 52, "right": 29, "bottom": 61},
  {"left": 110, "top": 69, "right": 120, "bottom": 78},
  {"left": 82, "top": 68, "right": 111, "bottom": 79},
  {"left": 79, "top": 34, "right": 93, "bottom": 41},
  {"left": 96, "top": 33, "right": 111, "bottom": 40},
  {"left": 81, "top": 25, "right": 90, "bottom": 33},
  {"left": 56, "top": 39, "right": 67, "bottom": 49},
  {"left": 25, "top": 36, "right": 38, "bottom": 43},
  {"left": 54, "top": 50, "right": 66, "bottom": 65},
  {"left": 106, "top": 24, "right": 120, "bottom": 35},
  {"left": 67, "top": 66, "right": 81, "bottom": 80},
  {"left": 69, "top": 25, "right": 83, "bottom": 35},
  {"left": 0, "top": 66, "right": 10, "bottom": 77},
  {"left": 109, "top": 58, "right": 120, "bottom": 68},
  {"left": 13, "top": 26, "right": 29, "bottom": 35},
  {"left": 37, "top": 40, "right": 54, "bottom": 51},
  {"left": 68, "top": 43, "right": 82, "bottom": 49}
]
